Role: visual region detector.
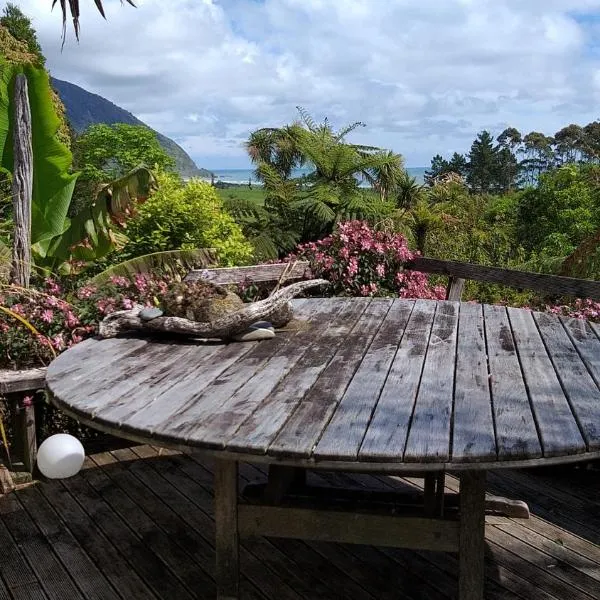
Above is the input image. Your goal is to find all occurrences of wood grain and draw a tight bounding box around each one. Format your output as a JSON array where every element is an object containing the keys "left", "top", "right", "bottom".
[
  {"left": 359, "top": 300, "right": 437, "bottom": 462},
  {"left": 155, "top": 300, "right": 327, "bottom": 443},
  {"left": 214, "top": 459, "right": 239, "bottom": 600},
  {"left": 46, "top": 298, "right": 596, "bottom": 467},
  {"left": 407, "top": 256, "right": 600, "bottom": 300},
  {"left": 508, "top": 307, "right": 585, "bottom": 457},
  {"left": 313, "top": 299, "right": 412, "bottom": 460},
  {"left": 0, "top": 368, "right": 46, "bottom": 394},
  {"left": 226, "top": 298, "right": 360, "bottom": 454},
  {"left": 452, "top": 302, "right": 496, "bottom": 463},
  {"left": 404, "top": 301, "right": 459, "bottom": 463},
  {"left": 534, "top": 311, "right": 600, "bottom": 450},
  {"left": 483, "top": 305, "right": 541, "bottom": 460},
  {"left": 268, "top": 298, "right": 390, "bottom": 459},
  {"left": 10, "top": 73, "right": 33, "bottom": 289},
  {"left": 458, "top": 471, "right": 486, "bottom": 600},
  {"left": 185, "top": 261, "right": 310, "bottom": 285}
]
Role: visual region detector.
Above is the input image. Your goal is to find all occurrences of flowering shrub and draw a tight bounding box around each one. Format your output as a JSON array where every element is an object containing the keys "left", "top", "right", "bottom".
[
  {"left": 289, "top": 221, "right": 446, "bottom": 299},
  {"left": 544, "top": 298, "right": 600, "bottom": 321},
  {"left": 0, "top": 274, "right": 179, "bottom": 370}
]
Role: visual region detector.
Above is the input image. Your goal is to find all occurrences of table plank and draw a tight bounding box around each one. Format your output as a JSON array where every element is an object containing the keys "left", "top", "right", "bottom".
[
  {"left": 561, "top": 317, "right": 600, "bottom": 390},
  {"left": 91, "top": 340, "right": 257, "bottom": 434},
  {"left": 268, "top": 298, "right": 392, "bottom": 459},
  {"left": 194, "top": 299, "right": 352, "bottom": 448},
  {"left": 358, "top": 300, "right": 437, "bottom": 462},
  {"left": 534, "top": 312, "right": 600, "bottom": 451},
  {"left": 314, "top": 300, "right": 413, "bottom": 460},
  {"left": 46, "top": 337, "right": 150, "bottom": 397},
  {"left": 483, "top": 304, "right": 541, "bottom": 460},
  {"left": 507, "top": 307, "right": 585, "bottom": 457},
  {"left": 452, "top": 302, "right": 496, "bottom": 463},
  {"left": 158, "top": 299, "right": 342, "bottom": 445},
  {"left": 404, "top": 301, "right": 459, "bottom": 463},
  {"left": 62, "top": 342, "right": 206, "bottom": 417},
  {"left": 226, "top": 297, "right": 370, "bottom": 454}
]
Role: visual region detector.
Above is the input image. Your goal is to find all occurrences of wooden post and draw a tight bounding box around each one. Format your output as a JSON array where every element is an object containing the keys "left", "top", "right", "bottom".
[
  {"left": 459, "top": 471, "right": 486, "bottom": 600},
  {"left": 446, "top": 276, "right": 465, "bottom": 301},
  {"left": 265, "top": 465, "right": 307, "bottom": 503},
  {"left": 215, "top": 459, "right": 239, "bottom": 600},
  {"left": 8, "top": 392, "right": 36, "bottom": 478},
  {"left": 10, "top": 73, "right": 33, "bottom": 289}
]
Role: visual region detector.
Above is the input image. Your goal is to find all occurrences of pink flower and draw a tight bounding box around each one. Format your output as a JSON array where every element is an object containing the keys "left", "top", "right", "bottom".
[
  {"left": 41, "top": 309, "right": 54, "bottom": 323},
  {"left": 51, "top": 333, "right": 66, "bottom": 351},
  {"left": 22, "top": 395, "right": 33, "bottom": 407},
  {"left": 109, "top": 276, "right": 129, "bottom": 287},
  {"left": 45, "top": 278, "right": 61, "bottom": 294},
  {"left": 77, "top": 285, "right": 97, "bottom": 299},
  {"left": 347, "top": 257, "right": 359, "bottom": 276},
  {"left": 64, "top": 311, "right": 80, "bottom": 328},
  {"left": 122, "top": 298, "right": 134, "bottom": 309},
  {"left": 375, "top": 263, "right": 385, "bottom": 277}
]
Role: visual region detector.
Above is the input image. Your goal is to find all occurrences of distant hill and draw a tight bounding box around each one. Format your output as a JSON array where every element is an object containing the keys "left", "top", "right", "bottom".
[{"left": 51, "top": 78, "right": 212, "bottom": 179}]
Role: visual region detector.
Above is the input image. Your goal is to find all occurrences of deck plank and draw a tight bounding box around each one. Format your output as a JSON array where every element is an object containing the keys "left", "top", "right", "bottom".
[{"left": 2, "top": 447, "right": 600, "bottom": 599}]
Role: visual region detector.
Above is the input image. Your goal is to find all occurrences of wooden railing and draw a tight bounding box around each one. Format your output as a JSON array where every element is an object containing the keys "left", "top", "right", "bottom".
[{"left": 3, "top": 257, "right": 599, "bottom": 478}]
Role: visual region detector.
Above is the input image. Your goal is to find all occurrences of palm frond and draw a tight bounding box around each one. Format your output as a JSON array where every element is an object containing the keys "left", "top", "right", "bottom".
[
  {"left": 52, "top": 0, "right": 136, "bottom": 45},
  {"left": 89, "top": 248, "right": 217, "bottom": 286}
]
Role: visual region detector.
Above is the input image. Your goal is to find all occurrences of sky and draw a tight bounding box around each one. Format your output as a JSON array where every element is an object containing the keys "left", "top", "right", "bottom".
[{"left": 11, "top": 0, "right": 600, "bottom": 169}]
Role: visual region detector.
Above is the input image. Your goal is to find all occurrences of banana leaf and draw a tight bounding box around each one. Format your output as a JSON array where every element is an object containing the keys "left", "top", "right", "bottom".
[
  {"left": 89, "top": 248, "right": 217, "bottom": 286},
  {"left": 41, "top": 166, "right": 158, "bottom": 270}
]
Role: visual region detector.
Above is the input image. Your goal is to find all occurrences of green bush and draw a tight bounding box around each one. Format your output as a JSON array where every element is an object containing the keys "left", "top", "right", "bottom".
[{"left": 119, "top": 172, "right": 254, "bottom": 266}]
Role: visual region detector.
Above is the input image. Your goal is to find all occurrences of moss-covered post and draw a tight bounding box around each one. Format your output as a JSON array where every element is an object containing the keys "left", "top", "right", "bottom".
[{"left": 10, "top": 72, "right": 32, "bottom": 288}]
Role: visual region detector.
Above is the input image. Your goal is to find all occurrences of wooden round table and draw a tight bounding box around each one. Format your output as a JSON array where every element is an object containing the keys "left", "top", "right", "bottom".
[{"left": 46, "top": 298, "right": 600, "bottom": 600}]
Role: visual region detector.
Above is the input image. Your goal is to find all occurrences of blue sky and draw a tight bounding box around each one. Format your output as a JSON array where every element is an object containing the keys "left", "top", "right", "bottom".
[{"left": 13, "top": 0, "right": 600, "bottom": 170}]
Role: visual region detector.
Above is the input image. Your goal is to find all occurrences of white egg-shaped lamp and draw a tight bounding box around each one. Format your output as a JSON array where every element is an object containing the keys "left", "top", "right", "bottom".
[{"left": 37, "top": 434, "right": 85, "bottom": 479}]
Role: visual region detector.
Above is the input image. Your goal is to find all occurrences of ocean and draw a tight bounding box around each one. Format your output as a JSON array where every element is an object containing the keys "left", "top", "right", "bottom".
[{"left": 205, "top": 166, "right": 427, "bottom": 186}]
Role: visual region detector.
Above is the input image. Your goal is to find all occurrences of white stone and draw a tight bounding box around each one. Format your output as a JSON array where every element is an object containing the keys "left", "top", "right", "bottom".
[{"left": 233, "top": 328, "right": 276, "bottom": 342}]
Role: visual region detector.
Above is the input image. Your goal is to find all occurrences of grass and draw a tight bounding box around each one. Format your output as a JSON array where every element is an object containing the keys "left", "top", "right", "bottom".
[{"left": 216, "top": 186, "right": 266, "bottom": 205}]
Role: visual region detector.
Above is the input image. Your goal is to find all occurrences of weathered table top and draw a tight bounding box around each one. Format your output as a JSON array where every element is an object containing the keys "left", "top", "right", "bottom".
[{"left": 46, "top": 298, "right": 600, "bottom": 471}]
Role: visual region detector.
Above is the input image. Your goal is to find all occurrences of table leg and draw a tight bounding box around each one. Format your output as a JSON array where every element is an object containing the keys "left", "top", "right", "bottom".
[
  {"left": 215, "top": 459, "right": 239, "bottom": 600},
  {"left": 459, "top": 471, "right": 486, "bottom": 600}
]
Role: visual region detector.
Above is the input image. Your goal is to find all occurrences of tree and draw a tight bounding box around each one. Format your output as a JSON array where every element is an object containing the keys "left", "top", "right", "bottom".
[
  {"left": 554, "top": 124, "right": 585, "bottom": 164},
  {"left": 447, "top": 152, "right": 468, "bottom": 178},
  {"left": 52, "top": 0, "right": 136, "bottom": 43},
  {"left": 1, "top": 3, "right": 44, "bottom": 65},
  {"left": 467, "top": 131, "right": 499, "bottom": 193},
  {"left": 497, "top": 127, "right": 522, "bottom": 191},
  {"left": 519, "top": 131, "right": 554, "bottom": 186},
  {"left": 245, "top": 109, "right": 403, "bottom": 243},
  {"left": 74, "top": 123, "right": 175, "bottom": 180},
  {"left": 424, "top": 154, "right": 450, "bottom": 186},
  {"left": 582, "top": 121, "right": 600, "bottom": 162}
]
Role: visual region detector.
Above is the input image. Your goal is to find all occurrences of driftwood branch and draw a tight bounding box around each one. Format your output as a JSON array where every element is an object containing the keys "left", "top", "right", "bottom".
[
  {"left": 99, "top": 279, "right": 329, "bottom": 339},
  {"left": 10, "top": 74, "right": 33, "bottom": 288}
]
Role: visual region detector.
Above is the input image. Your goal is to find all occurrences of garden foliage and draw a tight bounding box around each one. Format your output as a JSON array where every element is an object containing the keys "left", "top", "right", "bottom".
[{"left": 117, "top": 172, "right": 253, "bottom": 267}]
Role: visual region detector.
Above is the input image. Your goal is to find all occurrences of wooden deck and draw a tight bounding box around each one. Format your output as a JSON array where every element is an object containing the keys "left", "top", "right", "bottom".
[{"left": 0, "top": 445, "right": 598, "bottom": 600}]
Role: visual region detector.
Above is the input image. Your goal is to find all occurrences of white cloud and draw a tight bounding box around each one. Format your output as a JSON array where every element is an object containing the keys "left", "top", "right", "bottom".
[{"left": 11, "top": 0, "right": 600, "bottom": 167}]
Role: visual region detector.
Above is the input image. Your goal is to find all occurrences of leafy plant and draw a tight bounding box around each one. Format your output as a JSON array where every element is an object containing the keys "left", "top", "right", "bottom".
[
  {"left": 114, "top": 172, "right": 254, "bottom": 266},
  {"left": 240, "top": 109, "right": 403, "bottom": 250},
  {"left": 289, "top": 220, "right": 445, "bottom": 299},
  {"left": 89, "top": 248, "right": 216, "bottom": 286}
]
